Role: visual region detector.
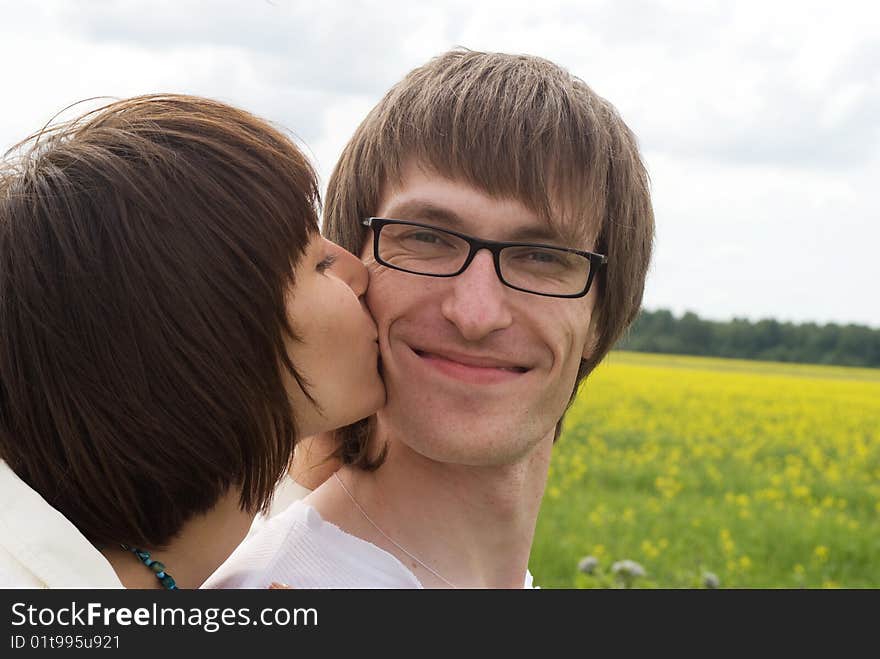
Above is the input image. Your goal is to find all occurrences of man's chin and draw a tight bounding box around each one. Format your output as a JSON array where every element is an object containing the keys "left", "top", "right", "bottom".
[{"left": 387, "top": 416, "right": 550, "bottom": 466}]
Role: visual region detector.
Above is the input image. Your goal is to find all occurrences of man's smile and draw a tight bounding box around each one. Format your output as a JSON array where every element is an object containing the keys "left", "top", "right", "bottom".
[{"left": 406, "top": 344, "right": 532, "bottom": 385}]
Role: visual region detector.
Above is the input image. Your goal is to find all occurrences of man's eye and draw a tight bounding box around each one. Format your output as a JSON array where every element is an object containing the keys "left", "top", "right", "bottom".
[
  {"left": 411, "top": 231, "right": 442, "bottom": 243},
  {"left": 316, "top": 253, "right": 337, "bottom": 272},
  {"left": 522, "top": 250, "right": 564, "bottom": 264}
]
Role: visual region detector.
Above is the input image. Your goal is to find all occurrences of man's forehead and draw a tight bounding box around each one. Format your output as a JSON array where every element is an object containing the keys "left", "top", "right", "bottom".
[{"left": 377, "top": 184, "right": 599, "bottom": 251}]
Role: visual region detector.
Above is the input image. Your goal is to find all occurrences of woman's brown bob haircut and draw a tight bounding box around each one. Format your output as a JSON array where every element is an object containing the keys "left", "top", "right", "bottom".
[
  {"left": 0, "top": 94, "right": 319, "bottom": 548},
  {"left": 324, "top": 48, "right": 654, "bottom": 467}
]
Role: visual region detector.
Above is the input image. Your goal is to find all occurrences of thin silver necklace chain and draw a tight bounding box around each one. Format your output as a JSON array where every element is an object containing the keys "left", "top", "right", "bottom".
[{"left": 333, "top": 471, "right": 458, "bottom": 589}]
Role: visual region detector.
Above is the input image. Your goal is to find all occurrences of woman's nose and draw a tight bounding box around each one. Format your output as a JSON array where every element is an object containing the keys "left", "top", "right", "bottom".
[{"left": 328, "top": 239, "right": 369, "bottom": 296}]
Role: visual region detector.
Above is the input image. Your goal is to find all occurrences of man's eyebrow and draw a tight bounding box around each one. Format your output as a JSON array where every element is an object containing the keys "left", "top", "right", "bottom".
[
  {"left": 507, "top": 224, "right": 571, "bottom": 245},
  {"left": 381, "top": 200, "right": 466, "bottom": 229},
  {"left": 381, "top": 200, "right": 578, "bottom": 246}
]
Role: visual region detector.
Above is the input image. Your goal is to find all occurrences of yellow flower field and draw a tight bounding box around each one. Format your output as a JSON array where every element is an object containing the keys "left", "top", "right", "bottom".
[{"left": 531, "top": 351, "right": 880, "bottom": 588}]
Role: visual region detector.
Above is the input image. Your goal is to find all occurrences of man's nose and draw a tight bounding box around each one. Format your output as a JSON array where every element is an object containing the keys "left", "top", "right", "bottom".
[{"left": 440, "top": 249, "right": 513, "bottom": 341}]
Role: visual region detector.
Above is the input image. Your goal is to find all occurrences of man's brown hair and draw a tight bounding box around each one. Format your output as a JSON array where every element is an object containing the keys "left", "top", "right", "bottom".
[
  {"left": 323, "top": 49, "right": 654, "bottom": 467},
  {"left": 0, "top": 94, "right": 319, "bottom": 548}
]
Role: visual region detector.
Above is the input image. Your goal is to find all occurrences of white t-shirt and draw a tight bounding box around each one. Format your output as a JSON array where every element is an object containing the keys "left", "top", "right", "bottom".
[
  {"left": 204, "top": 499, "right": 535, "bottom": 589},
  {"left": 263, "top": 475, "right": 312, "bottom": 522}
]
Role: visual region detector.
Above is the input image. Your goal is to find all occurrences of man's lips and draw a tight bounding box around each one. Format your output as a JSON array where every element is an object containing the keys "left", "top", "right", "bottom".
[
  {"left": 410, "top": 347, "right": 531, "bottom": 384},
  {"left": 416, "top": 350, "right": 528, "bottom": 371}
]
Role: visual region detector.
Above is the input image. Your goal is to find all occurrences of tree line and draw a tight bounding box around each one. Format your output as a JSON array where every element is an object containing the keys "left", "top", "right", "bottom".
[{"left": 617, "top": 309, "right": 880, "bottom": 368}]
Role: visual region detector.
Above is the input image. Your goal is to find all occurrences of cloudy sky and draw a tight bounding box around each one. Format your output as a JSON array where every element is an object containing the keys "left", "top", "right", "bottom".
[{"left": 2, "top": 0, "right": 878, "bottom": 327}]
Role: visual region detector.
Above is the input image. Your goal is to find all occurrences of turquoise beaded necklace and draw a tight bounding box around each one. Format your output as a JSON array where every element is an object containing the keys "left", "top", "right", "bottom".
[{"left": 121, "top": 545, "right": 178, "bottom": 590}]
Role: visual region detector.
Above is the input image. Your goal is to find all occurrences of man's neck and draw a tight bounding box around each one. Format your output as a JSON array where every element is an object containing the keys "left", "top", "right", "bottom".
[
  {"left": 308, "top": 429, "right": 553, "bottom": 589},
  {"left": 100, "top": 489, "right": 253, "bottom": 589}
]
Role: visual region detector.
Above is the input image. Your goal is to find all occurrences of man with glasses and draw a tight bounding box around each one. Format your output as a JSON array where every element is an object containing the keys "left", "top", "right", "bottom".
[{"left": 206, "top": 49, "right": 654, "bottom": 589}]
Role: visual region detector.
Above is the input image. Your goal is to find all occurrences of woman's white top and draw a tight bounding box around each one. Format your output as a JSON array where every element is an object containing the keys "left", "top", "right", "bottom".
[
  {"left": 204, "top": 499, "right": 535, "bottom": 589},
  {"left": 0, "top": 460, "right": 123, "bottom": 588}
]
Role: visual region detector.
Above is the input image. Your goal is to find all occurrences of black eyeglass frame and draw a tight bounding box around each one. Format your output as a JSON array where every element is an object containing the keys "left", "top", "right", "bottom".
[{"left": 361, "top": 217, "right": 608, "bottom": 299}]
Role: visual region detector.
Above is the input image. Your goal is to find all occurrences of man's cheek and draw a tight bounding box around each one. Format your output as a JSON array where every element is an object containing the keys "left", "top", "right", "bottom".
[
  {"left": 359, "top": 235, "right": 374, "bottom": 261},
  {"left": 364, "top": 259, "right": 382, "bottom": 283},
  {"left": 556, "top": 322, "right": 586, "bottom": 376},
  {"left": 365, "top": 262, "right": 398, "bottom": 287},
  {"left": 365, "top": 270, "right": 410, "bottom": 341}
]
